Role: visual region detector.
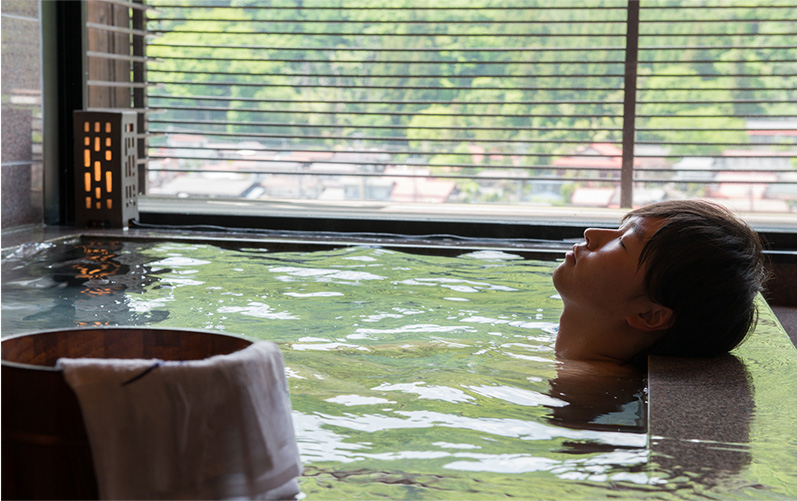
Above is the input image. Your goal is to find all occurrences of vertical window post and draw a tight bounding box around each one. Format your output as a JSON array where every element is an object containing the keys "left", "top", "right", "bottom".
[
  {"left": 621, "top": 0, "right": 640, "bottom": 208},
  {"left": 131, "top": 0, "right": 147, "bottom": 194}
]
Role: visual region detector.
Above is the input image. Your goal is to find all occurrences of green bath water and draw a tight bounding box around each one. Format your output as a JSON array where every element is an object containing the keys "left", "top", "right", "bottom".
[{"left": 2, "top": 237, "right": 794, "bottom": 499}]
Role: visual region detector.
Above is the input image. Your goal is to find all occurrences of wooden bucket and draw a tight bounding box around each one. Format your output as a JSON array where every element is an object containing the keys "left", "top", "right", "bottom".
[{"left": 1, "top": 327, "right": 253, "bottom": 500}]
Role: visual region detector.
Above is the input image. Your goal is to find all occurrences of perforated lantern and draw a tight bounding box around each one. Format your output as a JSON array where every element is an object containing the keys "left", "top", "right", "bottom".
[{"left": 73, "top": 111, "right": 139, "bottom": 228}]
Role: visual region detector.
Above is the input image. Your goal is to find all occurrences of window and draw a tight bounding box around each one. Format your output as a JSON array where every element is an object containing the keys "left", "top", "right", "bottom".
[
  {"left": 97, "top": 1, "right": 797, "bottom": 219},
  {"left": 85, "top": 0, "right": 148, "bottom": 188}
]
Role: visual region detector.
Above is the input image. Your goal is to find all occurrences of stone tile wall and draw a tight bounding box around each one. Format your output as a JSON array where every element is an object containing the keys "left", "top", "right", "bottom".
[{"left": 1, "top": 0, "right": 44, "bottom": 229}]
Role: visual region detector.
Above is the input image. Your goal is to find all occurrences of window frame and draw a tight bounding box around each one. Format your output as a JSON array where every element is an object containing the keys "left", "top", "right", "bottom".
[{"left": 46, "top": 0, "right": 797, "bottom": 250}]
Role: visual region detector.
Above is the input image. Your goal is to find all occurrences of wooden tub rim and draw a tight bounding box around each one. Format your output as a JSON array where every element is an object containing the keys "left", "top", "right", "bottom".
[{"left": 0, "top": 326, "right": 255, "bottom": 372}]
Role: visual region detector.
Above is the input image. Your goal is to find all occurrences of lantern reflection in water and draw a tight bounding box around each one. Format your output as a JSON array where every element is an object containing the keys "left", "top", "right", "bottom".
[{"left": 33, "top": 240, "right": 170, "bottom": 327}]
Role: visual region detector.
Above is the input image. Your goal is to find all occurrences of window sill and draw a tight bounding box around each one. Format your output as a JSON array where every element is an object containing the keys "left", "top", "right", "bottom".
[{"left": 139, "top": 195, "right": 797, "bottom": 250}]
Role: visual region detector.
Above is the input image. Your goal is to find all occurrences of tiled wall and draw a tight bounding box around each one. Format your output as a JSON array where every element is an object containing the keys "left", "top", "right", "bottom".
[{"left": 1, "top": 0, "right": 44, "bottom": 229}]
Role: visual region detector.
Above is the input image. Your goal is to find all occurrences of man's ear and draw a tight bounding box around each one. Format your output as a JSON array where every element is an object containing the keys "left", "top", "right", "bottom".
[{"left": 626, "top": 303, "right": 673, "bottom": 332}]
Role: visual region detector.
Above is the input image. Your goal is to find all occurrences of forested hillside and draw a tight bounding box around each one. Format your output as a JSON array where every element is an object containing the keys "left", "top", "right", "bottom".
[{"left": 145, "top": 1, "right": 796, "bottom": 208}]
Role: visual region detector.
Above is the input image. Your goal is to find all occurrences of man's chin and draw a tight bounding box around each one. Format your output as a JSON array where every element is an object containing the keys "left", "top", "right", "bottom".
[{"left": 551, "top": 263, "right": 566, "bottom": 291}]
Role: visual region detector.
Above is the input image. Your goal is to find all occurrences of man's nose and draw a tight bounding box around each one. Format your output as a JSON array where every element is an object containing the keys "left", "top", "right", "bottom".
[{"left": 583, "top": 228, "right": 613, "bottom": 249}]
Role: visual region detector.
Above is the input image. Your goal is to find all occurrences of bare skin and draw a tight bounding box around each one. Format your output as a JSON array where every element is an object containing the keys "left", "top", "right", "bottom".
[{"left": 552, "top": 216, "right": 674, "bottom": 364}]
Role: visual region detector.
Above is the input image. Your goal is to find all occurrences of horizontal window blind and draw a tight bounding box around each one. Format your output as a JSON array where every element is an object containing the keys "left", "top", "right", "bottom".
[
  {"left": 145, "top": 1, "right": 796, "bottom": 213},
  {"left": 633, "top": 1, "right": 797, "bottom": 213},
  {"left": 86, "top": 0, "right": 149, "bottom": 189}
]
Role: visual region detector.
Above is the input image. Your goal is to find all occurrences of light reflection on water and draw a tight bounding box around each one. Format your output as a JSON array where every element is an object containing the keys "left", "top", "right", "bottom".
[{"left": 6, "top": 237, "right": 770, "bottom": 499}]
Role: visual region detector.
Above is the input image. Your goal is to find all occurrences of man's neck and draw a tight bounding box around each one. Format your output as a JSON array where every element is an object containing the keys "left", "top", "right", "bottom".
[{"left": 555, "top": 305, "right": 645, "bottom": 364}]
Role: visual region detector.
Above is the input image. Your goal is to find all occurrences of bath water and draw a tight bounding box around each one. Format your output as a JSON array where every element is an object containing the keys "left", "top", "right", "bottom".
[{"left": 4, "top": 237, "right": 788, "bottom": 499}]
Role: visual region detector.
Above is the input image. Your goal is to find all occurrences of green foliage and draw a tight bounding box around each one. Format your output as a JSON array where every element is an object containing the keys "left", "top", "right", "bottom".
[{"left": 145, "top": 1, "right": 796, "bottom": 201}]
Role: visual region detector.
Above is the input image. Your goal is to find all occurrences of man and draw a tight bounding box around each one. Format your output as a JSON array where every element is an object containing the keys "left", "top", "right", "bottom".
[{"left": 552, "top": 200, "right": 768, "bottom": 364}]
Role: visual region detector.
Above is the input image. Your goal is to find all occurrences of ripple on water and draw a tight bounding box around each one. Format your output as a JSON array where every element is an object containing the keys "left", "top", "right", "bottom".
[{"left": 3, "top": 240, "right": 677, "bottom": 499}]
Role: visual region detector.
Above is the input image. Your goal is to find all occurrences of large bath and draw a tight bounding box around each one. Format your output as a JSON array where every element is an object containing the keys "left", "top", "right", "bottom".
[{"left": 2, "top": 232, "right": 795, "bottom": 500}]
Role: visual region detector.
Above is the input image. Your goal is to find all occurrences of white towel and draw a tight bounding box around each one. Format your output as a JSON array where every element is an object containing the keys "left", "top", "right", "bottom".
[{"left": 57, "top": 341, "right": 302, "bottom": 500}]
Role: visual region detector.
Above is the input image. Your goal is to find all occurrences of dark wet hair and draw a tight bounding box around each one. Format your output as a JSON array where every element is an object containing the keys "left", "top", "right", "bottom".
[{"left": 625, "top": 200, "right": 768, "bottom": 358}]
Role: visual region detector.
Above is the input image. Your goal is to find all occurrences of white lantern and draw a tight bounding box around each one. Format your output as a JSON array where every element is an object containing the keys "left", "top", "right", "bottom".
[{"left": 73, "top": 111, "right": 138, "bottom": 228}]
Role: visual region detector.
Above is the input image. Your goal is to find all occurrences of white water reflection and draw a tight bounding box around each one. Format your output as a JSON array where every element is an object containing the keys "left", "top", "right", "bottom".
[
  {"left": 269, "top": 266, "right": 386, "bottom": 282},
  {"left": 355, "top": 324, "right": 476, "bottom": 335},
  {"left": 309, "top": 409, "right": 646, "bottom": 447},
  {"left": 325, "top": 395, "right": 397, "bottom": 406},
  {"left": 149, "top": 256, "right": 211, "bottom": 267},
  {"left": 500, "top": 342, "right": 554, "bottom": 353},
  {"left": 361, "top": 312, "right": 404, "bottom": 322},
  {"left": 459, "top": 250, "right": 524, "bottom": 260},
  {"left": 283, "top": 291, "right": 345, "bottom": 298},
  {"left": 269, "top": 266, "right": 339, "bottom": 277},
  {"left": 444, "top": 454, "right": 560, "bottom": 473},
  {"left": 292, "top": 342, "right": 370, "bottom": 352},
  {"left": 292, "top": 411, "right": 368, "bottom": 464},
  {"left": 460, "top": 316, "right": 559, "bottom": 332},
  {"left": 217, "top": 302, "right": 298, "bottom": 320},
  {"left": 327, "top": 270, "right": 386, "bottom": 281},
  {"left": 293, "top": 406, "right": 651, "bottom": 477},
  {"left": 373, "top": 382, "right": 475, "bottom": 403},
  {"left": 433, "top": 441, "right": 482, "bottom": 450},
  {"left": 160, "top": 278, "right": 205, "bottom": 287},
  {"left": 128, "top": 297, "right": 173, "bottom": 313},
  {"left": 465, "top": 384, "right": 567, "bottom": 407},
  {"left": 503, "top": 352, "right": 551, "bottom": 363},
  {"left": 343, "top": 255, "right": 378, "bottom": 262},
  {"left": 399, "top": 278, "right": 518, "bottom": 293},
  {"left": 443, "top": 450, "right": 656, "bottom": 483}
]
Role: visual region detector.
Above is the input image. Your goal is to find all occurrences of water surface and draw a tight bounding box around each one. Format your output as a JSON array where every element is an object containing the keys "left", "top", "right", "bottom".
[{"left": 2, "top": 237, "right": 793, "bottom": 499}]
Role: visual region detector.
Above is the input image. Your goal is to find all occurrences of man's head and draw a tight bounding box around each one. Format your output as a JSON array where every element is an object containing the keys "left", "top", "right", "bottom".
[
  {"left": 552, "top": 199, "right": 767, "bottom": 363},
  {"left": 624, "top": 199, "right": 768, "bottom": 358}
]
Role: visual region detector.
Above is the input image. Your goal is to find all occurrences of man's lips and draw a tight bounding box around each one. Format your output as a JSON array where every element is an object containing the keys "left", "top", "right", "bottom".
[{"left": 565, "top": 244, "right": 577, "bottom": 262}]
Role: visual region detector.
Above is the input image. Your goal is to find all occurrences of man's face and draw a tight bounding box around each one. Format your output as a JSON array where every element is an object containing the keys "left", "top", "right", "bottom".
[{"left": 552, "top": 216, "right": 663, "bottom": 321}]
